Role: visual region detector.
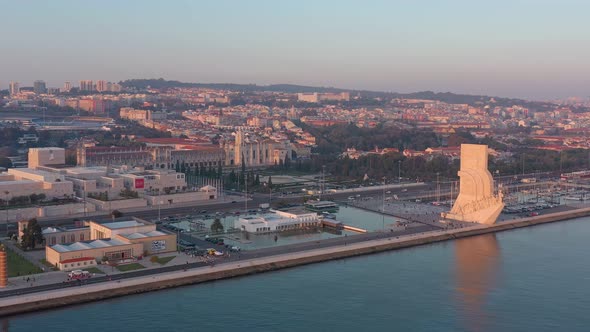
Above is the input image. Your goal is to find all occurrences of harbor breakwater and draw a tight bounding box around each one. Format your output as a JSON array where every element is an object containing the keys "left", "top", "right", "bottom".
[{"left": 2, "top": 205, "right": 590, "bottom": 317}]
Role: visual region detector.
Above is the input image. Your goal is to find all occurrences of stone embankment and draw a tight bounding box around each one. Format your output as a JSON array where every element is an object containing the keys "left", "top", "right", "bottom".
[{"left": 2, "top": 206, "right": 590, "bottom": 317}]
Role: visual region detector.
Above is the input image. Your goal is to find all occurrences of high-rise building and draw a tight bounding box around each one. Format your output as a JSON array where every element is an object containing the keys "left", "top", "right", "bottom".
[
  {"left": 9, "top": 82, "right": 19, "bottom": 96},
  {"left": 96, "top": 80, "right": 107, "bottom": 92},
  {"left": 63, "top": 81, "right": 72, "bottom": 92},
  {"left": 79, "top": 80, "right": 94, "bottom": 92},
  {"left": 33, "top": 80, "right": 47, "bottom": 94}
]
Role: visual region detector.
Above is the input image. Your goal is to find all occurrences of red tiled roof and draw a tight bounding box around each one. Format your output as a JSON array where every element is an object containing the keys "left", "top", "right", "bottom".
[
  {"left": 60, "top": 257, "right": 95, "bottom": 264},
  {"left": 176, "top": 145, "right": 222, "bottom": 151},
  {"left": 136, "top": 138, "right": 210, "bottom": 145}
]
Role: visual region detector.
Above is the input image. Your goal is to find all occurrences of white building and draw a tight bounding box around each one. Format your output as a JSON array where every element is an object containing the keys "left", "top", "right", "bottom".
[
  {"left": 0, "top": 168, "right": 74, "bottom": 200},
  {"left": 235, "top": 209, "right": 320, "bottom": 233}
]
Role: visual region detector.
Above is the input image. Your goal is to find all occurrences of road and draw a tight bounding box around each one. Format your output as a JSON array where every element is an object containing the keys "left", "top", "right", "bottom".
[
  {"left": 0, "top": 221, "right": 437, "bottom": 298},
  {"left": 3, "top": 183, "right": 431, "bottom": 230}
]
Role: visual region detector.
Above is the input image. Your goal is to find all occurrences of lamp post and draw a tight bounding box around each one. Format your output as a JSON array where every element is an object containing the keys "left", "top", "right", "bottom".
[
  {"left": 382, "top": 177, "right": 386, "bottom": 231},
  {"left": 398, "top": 160, "right": 401, "bottom": 183},
  {"left": 559, "top": 150, "right": 563, "bottom": 175},
  {"left": 436, "top": 172, "right": 440, "bottom": 203},
  {"left": 83, "top": 188, "right": 87, "bottom": 217},
  {"left": 494, "top": 170, "right": 500, "bottom": 195},
  {"left": 158, "top": 200, "right": 163, "bottom": 222},
  {"left": 3, "top": 191, "right": 8, "bottom": 234}
]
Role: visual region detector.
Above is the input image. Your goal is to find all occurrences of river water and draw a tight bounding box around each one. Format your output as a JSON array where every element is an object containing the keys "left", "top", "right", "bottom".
[{"left": 5, "top": 217, "right": 590, "bottom": 331}]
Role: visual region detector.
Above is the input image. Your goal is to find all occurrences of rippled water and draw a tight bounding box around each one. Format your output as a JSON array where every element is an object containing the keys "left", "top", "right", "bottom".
[{"left": 5, "top": 217, "right": 590, "bottom": 332}]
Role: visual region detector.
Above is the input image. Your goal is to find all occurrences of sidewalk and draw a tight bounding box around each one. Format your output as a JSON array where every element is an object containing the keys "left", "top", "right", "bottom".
[
  {"left": 0, "top": 249, "right": 213, "bottom": 291},
  {"left": 0, "top": 227, "right": 454, "bottom": 308}
]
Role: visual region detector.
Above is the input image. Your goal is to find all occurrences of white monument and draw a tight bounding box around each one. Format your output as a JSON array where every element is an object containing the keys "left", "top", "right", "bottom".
[{"left": 442, "top": 144, "right": 503, "bottom": 225}]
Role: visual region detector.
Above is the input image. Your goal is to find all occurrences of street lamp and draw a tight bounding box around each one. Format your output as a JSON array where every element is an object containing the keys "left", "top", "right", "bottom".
[
  {"left": 559, "top": 150, "right": 563, "bottom": 175},
  {"left": 436, "top": 173, "right": 440, "bottom": 203},
  {"left": 494, "top": 170, "right": 500, "bottom": 195},
  {"left": 83, "top": 188, "right": 87, "bottom": 217},
  {"left": 3, "top": 191, "right": 8, "bottom": 234},
  {"left": 398, "top": 160, "right": 402, "bottom": 183},
  {"left": 158, "top": 200, "right": 163, "bottom": 222},
  {"left": 382, "top": 177, "right": 386, "bottom": 230}
]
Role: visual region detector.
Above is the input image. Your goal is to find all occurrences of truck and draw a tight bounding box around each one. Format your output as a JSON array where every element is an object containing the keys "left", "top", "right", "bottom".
[
  {"left": 68, "top": 270, "right": 91, "bottom": 280},
  {"left": 259, "top": 203, "right": 270, "bottom": 210}
]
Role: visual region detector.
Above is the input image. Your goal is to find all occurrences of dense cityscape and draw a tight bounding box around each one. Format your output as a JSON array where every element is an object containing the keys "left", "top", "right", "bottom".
[{"left": 2, "top": 1, "right": 590, "bottom": 331}]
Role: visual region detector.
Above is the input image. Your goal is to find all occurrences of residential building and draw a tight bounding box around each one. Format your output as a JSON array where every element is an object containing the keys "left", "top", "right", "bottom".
[
  {"left": 62, "top": 81, "right": 71, "bottom": 92},
  {"left": 96, "top": 80, "right": 107, "bottom": 92},
  {"left": 9, "top": 82, "right": 19, "bottom": 96},
  {"left": 33, "top": 80, "right": 47, "bottom": 94},
  {"left": 79, "top": 80, "right": 94, "bottom": 92}
]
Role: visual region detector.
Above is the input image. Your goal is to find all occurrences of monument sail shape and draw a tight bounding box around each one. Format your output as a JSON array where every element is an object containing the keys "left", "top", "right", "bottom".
[{"left": 442, "top": 144, "right": 504, "bottom": 225}]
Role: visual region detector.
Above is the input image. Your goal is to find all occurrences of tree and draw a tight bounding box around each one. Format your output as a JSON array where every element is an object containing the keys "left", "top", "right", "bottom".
[
  {"left": 254, "top": 174, "right": 260, "bottom": 186},
  {"left": 211, "top": 218, "right": 224, "bottom": 233},
  {"left": 217, "top": 163, "right": 222, "bottom": 179},
  {"left": 110, "top": 210, "right": 123, "bottom": 220},
  {"left": 267, "top": 176, "right": 273, "bottom": 191},
  {"left": 0, "top": 157, "right": 12, "bottom": 169},
  {"left": 241, "top": 153, "right": 246, "bottom": 173},
  {"left": 21, "top": 218, "right": 43, "bottom": 250}
]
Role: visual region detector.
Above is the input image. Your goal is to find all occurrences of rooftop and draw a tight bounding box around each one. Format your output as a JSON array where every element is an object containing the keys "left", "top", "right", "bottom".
[
  {"left": 42, "top": 226, "right": 88, "bottom": 234},
  {"left": 51, "top": 238, "right": 128, "bottom": 253},
  {"left": 119, "top": 230, "right": 167, "bottom": 239},
  {"left": 100, "top": 220, "right": 147, "bottom": 229}
]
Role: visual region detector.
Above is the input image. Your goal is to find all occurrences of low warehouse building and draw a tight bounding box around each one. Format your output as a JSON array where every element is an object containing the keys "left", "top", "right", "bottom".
[{"left": 45, "top": 218, "right": 176, "bottom": 270}]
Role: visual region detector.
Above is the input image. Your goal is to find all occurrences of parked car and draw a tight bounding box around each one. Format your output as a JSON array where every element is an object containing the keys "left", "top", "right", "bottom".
[{"left": 179, "top": 240, "right": 195, "bottom": 248}]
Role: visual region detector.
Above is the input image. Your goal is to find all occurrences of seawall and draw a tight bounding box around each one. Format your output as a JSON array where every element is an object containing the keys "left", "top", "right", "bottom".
[{"left": 2, "top": 206, "right": 590, "bottom": 317}]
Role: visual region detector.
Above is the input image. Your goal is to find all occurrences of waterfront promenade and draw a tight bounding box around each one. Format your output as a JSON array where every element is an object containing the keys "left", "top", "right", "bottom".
[{"left": 2, "top": 204, "right": 590, "bottom": 316}]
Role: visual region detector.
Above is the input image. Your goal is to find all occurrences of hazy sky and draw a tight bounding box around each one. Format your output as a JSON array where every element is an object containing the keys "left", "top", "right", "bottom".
[{"left": 2, "top": 0, "right": 589, "bottom": 99}]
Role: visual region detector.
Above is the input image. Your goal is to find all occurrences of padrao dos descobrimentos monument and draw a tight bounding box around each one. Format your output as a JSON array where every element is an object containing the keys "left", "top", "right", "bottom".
[{"left": 442, "top": 144, "right": 504, "bottom": 225}]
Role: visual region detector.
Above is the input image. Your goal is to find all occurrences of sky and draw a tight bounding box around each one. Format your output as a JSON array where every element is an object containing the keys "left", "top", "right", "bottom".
[{"left": 1, "top": 0, "right": 589, "bottom": 100}]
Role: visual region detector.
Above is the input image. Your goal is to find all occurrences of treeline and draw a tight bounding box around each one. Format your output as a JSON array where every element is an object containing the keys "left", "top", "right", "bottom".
[
  {"left": 300, "top": 122, "right": 440, "bottom": 155},
  {"left": 322, "top": 148, "right": 590, "bottom": 183},
  {"left": 119, "top": 79, "right": 558, "bottom": 108},
  {"left": 120, "top": 79, "right": 347, "bottom": 94},
  {"left": 490, "top": 149, "right": 590, "bottom": 175},
  {"left": 330, "top": 153, "right": 458, "bottom": 182}
]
